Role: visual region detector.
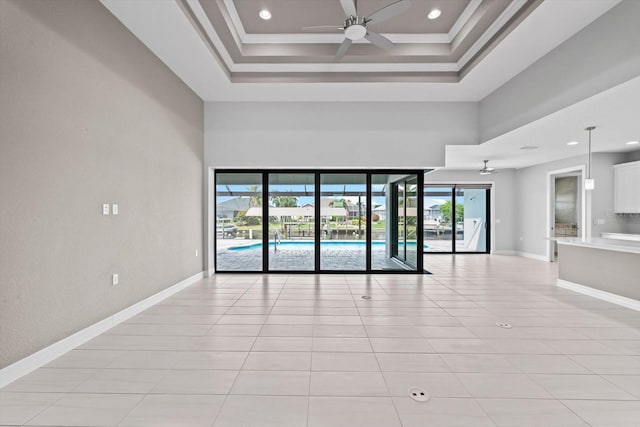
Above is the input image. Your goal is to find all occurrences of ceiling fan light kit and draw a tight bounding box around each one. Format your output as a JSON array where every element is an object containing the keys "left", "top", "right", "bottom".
[
  {"left": 305, "top": 0, "right": 412, "bottom": 60},
  {"left": 344, "top": 17, "right": 368, "bottom": 40}
]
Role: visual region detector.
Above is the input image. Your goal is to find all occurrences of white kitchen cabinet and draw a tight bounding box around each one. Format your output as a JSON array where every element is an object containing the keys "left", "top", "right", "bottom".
[{"left": 614, "top": 160, "right": 640, "bottom": 213}]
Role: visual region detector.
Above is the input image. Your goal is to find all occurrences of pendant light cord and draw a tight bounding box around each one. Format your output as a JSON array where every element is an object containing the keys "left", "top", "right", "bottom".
[{"left": 585, "top": 126, "right": 595, "bottom": 179}]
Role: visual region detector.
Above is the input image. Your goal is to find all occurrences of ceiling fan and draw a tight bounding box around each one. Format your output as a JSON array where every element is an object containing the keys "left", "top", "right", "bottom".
[
  {"left": 303, "top": 0, "right": 413, "bottom": 60},
  {"left": 479, "top": 160, "right": 496, "bottom": 175}
]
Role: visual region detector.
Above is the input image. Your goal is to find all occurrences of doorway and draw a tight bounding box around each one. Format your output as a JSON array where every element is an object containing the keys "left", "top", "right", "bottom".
[
  {"left": 547, "top": 166, "right": 585, "bottom": 262},
  {"left": 423, "top": 184, "right": 491, "bottom": 254}
]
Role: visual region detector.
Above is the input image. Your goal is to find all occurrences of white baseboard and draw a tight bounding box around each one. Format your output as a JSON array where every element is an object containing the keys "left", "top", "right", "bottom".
[
  {"left": 492, "top": 250, "right": 518, "bottom": 256},
  {"left": 558, "top": 279, "right": 640, "bottom": 312},
  {"left": 516, "top": 251, "right": 550, "bottom": 262},
  {"left": 0, "top": 271, "right": 204, "bottom": 388},
  {"left": 207, "top": 268, "right": 215, "bottom": 277}
]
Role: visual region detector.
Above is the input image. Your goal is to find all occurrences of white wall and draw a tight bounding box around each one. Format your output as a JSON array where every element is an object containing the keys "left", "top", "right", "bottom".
[
  {"left": 514, "top": 152, "right": 627, "bottom": 259},
  {"left": 424, "top": 169, "right": 516, "bottom": 253},
  {"left": 205, "top": 102, "right": 479, "bottom": 169}
]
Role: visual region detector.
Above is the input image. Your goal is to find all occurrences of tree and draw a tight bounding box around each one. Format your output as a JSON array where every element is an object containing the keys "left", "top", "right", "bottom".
[
  {"left": 270, "top": 196, "right": 298, "bottom": 207},
  {"left": 440, "top": 201, "right": 464, "bottom": 224},
  {"left": 247, "top": 185, "right": 262, "bottom": 208},
  {"left": 235, "top": 210, "right": 261, "bottom": 226}
]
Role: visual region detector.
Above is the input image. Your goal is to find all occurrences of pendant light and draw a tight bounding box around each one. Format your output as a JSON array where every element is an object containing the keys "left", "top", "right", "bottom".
[{"left": 585, "top": 126, "right": 596, "bottom": 191}]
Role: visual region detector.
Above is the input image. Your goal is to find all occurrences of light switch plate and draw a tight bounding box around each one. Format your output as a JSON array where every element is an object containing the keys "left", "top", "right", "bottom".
[
  {"left": 112, "top": 204, "right": 119, "bottom": 215},
  {"left": 102, "top": 204, "right": 110, "bottom": 215},
  {"left": 112, "top": 274, "right": 119, "bottom": 286}
]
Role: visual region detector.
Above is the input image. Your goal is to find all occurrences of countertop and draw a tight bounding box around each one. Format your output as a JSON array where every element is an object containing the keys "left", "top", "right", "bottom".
[{"left": 555, "top": 237, "right": 640, "bottom": 255}]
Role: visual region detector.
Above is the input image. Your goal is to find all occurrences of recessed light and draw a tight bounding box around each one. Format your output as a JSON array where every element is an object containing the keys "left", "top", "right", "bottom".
[
  {"left": 427, "top": 8, "right": 442, "bottom": 20},
  {"left": 626, "top": 140, "right": 639, "bottom": 145},
  {"left": 567, "top": 141, "right": 580, "bottom": 146},
  {"left": 259, "top": 9, "right": 272, "bottom": 20},
  {"left": 520, "top": 146, "right": 538, "bottom": 150}
]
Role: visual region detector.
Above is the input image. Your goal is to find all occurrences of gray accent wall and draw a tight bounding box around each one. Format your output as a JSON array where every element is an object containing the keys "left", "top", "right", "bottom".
[
  {"left": 0, "top": 0, "right": 204, "bottom": 368},
  {"left": 480, "top": 0, "right": 640, "bottom": 142}
]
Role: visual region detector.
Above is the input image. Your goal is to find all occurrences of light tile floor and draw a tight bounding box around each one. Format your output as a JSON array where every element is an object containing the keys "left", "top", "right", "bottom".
[{"left": 2, "top": 255, "right": 640, "bottom": 426}]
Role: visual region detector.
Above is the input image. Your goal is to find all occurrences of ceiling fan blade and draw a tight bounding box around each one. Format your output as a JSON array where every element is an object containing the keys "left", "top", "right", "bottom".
[
  {"left": 340, "top": 0, "right": 357, "bottom": 17},
  {"left": 365, "top": 31, "right": 393, "bottom": 50},
  {"left": 302, "top": 25, "right": 344, "bottom": 32},
  {"left": 367, "top": 0, "right": 412, "bottom": 24},
  {"left": 336, "top": 38, "right": 352, "bottom": 60}
]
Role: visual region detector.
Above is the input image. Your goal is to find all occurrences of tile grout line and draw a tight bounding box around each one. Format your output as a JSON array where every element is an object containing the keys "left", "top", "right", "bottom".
[
  {"left": 209, "top": 275, "right": 271, "bottom": 427},
  {"left": 358, "top": 275, "right": 404, "bottom": 427}
]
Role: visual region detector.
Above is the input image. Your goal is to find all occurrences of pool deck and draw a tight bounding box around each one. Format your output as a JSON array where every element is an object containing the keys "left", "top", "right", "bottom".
[{"left": 216, "top": 239, "right": 413, "bottom": 271}]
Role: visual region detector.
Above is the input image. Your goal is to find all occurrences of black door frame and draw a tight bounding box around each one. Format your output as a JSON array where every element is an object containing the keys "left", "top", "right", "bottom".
[
  {"left": 214, "top": 169, "right": 425, "bottom": 274},
  {"left": 422, "top": 184, "right": 491, "bottom": 255}
]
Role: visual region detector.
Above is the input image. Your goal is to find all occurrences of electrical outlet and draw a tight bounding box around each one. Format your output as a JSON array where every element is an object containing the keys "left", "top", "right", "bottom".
[
  {"left": 112, "top": 274, "right": 119, "bottom": 286},
  {"left": 195, "top": 249, "right": 199, "bottom": 257},
  {"left": 102, "top": 204, "right": 110, "bottom": 215},
  {"left": 112, "top": 204, "right": 119, "bottom": 215}
]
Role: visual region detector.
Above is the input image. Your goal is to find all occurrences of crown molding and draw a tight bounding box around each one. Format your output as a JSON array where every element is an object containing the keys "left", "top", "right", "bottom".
[
  {"left": 222, "top": 0, "right": 482, "bottom": 45},
  {"left": 456, "top": 0, "right": 527, "bottom": 69}
]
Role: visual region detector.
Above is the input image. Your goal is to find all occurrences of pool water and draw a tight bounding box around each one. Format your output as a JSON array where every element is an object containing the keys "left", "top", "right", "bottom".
[{"left": 227, "top": 240, "right": 429, "bottom": 251}]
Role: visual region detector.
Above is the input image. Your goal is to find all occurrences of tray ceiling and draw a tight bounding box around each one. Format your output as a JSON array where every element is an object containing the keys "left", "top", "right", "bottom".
[{"left": 183, "top": 0, "right": 542, "bottom": 83}]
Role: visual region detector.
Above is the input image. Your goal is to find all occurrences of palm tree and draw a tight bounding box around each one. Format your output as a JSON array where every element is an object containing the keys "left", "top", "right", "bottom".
[
  {"left": 246, "top": 185, "right": 262, "bottom": 207},
  {"left": 271, "top": 196, "right": 298, "bottom": 207}
]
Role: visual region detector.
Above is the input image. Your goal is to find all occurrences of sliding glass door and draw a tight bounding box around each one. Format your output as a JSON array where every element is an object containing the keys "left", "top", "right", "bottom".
[
  {"left": 424, "top": 186, "right": 453, "bottom": 253},
  {"left": 389, "top": 175, "right": 419, "bottom": 268},
  {"left": 423, "top": 184, "right": 490, "bottom": 254},
  {"left": 405, "top": 177, "right": 419, "bottom": 267},
  {"left": 319, "top": 173, "right": 367, "bottom": 271},
  {"left": 268, "top": 173, "right": 315, "bottom": 271},
  {"left": 214, "top": 170, "right": 423, "bottom": 273},
  {"left": 215, "top": 173, "right": 263, "bottom": 272},
  {"left": 456, "top": 187, "right": 489, "bottom": 253}
]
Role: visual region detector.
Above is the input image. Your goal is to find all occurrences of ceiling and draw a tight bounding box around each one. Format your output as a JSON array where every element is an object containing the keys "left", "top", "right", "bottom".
[
  {"left": 101, "top": 0, "right": 620, "bottom": 101},
  {"left": 194, "top": 0, "right": 539, "bottom": 83},
  {"left": 100, "top": 0, "right": 637, "bottom": 170},
  {"left": 445, "top": 75, "right": 640, "bottom": 170}
]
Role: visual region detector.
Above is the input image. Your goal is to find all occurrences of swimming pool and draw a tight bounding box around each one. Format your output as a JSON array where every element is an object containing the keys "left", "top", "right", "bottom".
[{"left": 227, "top": 240, "right": 429, "bottom": 251}]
